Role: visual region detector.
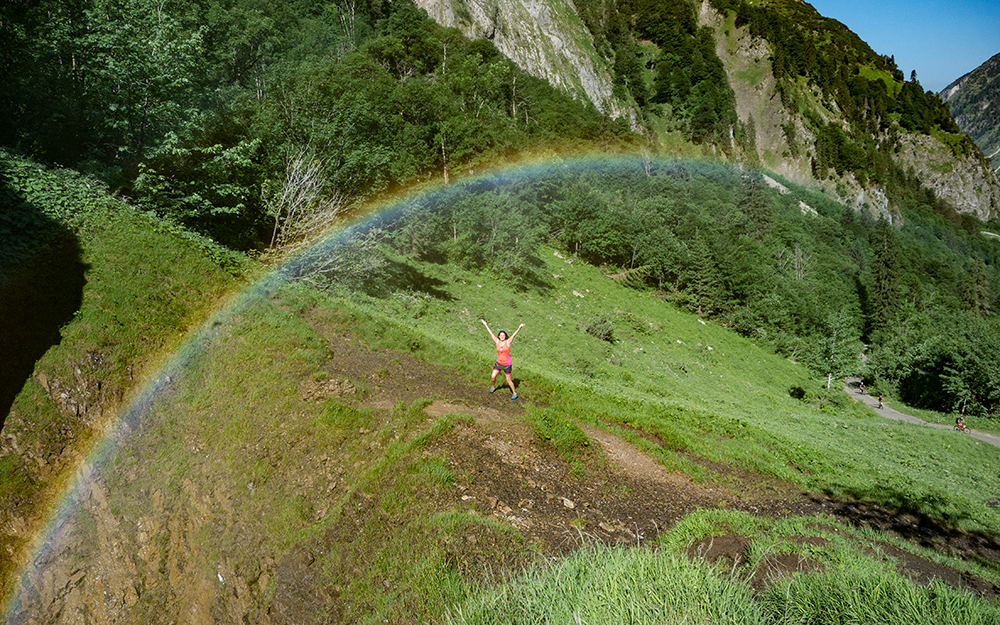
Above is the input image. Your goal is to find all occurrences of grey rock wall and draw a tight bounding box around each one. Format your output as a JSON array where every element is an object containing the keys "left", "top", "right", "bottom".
[{"left": 414, "top": 0, "right": 639, "bottom": 126}]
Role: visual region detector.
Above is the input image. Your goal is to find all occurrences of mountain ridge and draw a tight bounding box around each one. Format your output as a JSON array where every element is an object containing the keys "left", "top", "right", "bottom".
[{"left": 942, "top": 51, "right": 1000, "bottom": 176}]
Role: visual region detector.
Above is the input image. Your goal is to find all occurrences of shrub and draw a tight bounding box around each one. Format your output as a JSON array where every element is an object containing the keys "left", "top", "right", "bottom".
[{"left": 580, "top": 314, "right": 615, "bottom": 342}]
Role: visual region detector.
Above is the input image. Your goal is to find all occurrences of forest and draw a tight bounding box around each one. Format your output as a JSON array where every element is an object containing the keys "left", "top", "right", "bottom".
[{"left": 1, "top": 0, "right": 630, "bottom": 249}]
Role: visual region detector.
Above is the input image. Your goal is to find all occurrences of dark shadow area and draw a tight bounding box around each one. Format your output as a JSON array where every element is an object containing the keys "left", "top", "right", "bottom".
[
  {"left": 367, "top": 258, "right": 454, "bottom": 300},
  {"left": 807, "top": 492, "right": 1000, "bottom": 581},
  {"left": 515, "top": 253, "right": 555, "bottom": 294},
  {"left": 788, "top": 385, "right": 807, "bottom": 400},
  {"left": 0, "top": 172, "right": 87, "bottom": 429}
]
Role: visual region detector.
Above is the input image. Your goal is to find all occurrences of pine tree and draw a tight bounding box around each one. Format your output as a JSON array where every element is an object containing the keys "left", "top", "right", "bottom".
[
  {"left": 962, "top": 255, "right": 992, "bottom": 317},
  {"left": 869, "top": 219, "right": 900, "bottom": 331},
  {"left": 736, "top": 171, "right": 772, "bottom": 239},
  {"left": 688, "top": 231, "right": 721, "bottom": 316}
]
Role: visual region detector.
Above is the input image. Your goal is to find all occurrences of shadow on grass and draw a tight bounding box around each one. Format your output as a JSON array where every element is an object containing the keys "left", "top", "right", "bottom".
[
  {"left": 0, "top": 172, "right": 87, "bottom": 428},
  {"left": 370, "top": 258, "right": 454, "bottom": 300},
  {"left": 809, "top": 492, "right": 1000, "bottom": 575}
]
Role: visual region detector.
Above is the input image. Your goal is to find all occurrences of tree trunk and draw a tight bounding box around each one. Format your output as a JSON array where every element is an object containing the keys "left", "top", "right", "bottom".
[{"left": 441, "top": 138, "right": 449, "bottom": 184}]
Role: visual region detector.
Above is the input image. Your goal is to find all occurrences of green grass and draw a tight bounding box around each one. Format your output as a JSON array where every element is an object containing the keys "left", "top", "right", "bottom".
[
  {"left": 858, "top": 64, "right": 903, "bottom": 97},
  {"left": 449, "top": 510, "right": 1000, "bottom": 625},
  {"left": 90, "top": 290, "right": 527, "bottom": 622}
]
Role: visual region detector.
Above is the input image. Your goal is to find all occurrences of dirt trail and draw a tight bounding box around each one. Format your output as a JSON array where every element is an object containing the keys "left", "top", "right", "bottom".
[{"left": 844, "top": 379, "right": 1000, "bottom": 448}]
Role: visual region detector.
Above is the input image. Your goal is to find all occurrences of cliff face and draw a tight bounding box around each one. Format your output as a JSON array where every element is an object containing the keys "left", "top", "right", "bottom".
[
  {"left": 413, "top": 0, "right": 639, "bottom": 125},
  {"left": 941, "top": 52, "right": 1000, "bottom": 176},
  {"left": 896, "top": 134, "right": 1000, "bottom": 220},
  {"left": 695, "top": 2, "right": 813, "bottom": 184}
]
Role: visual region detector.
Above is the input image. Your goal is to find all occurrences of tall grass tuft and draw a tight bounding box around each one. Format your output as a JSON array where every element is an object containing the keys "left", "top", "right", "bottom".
[
  {"left": 448, "top": 546, "right": 764, "bottom": 625},
  {"left": 761, "top": 570, "right": 999, "bottom": 625},
  {"left": 449, "top": 540, "right": 1000, "bottom": 625}
]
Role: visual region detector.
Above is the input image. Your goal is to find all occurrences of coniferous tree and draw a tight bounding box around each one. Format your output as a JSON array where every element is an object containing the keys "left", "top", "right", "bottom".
[
  {"left": 869, "top": 219, "right": 901, "bottom": 332},
  {"left": 736, "top": 171, "right": 772, "bottom": 239},
  {"left": 688, "top": 231, "right": 722, "bottom": 316},
  {"left": 962, "top": 255, "right": 992, "bottom": 317}
]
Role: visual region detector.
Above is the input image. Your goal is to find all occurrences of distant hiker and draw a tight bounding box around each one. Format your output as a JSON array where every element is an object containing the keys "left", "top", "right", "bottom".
[
  {"left": 858, "top": 381, "right": 865, "bottom": 394},
  {"left": 481, "top": 319, "right": 525, "bottom": 399},
  {"left": 877, "top": 394, "right": 883, "bottom": 409}
]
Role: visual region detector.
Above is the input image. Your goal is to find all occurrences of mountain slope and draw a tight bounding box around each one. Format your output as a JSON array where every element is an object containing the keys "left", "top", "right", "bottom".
[
  {"left": 698, "top": 1, "right": 1000, "bottom": 219},
  {"left": 942, "top": 51, "right": 1000, "bottom": 176},
  {"left": 414, "top": 0, "right": 1000, "bottom": 219}
]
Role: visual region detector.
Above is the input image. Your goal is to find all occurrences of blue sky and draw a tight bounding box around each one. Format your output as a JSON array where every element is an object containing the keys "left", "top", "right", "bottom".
[{"left": 806, "top": 0, "right": 1000, "bottom": 92}]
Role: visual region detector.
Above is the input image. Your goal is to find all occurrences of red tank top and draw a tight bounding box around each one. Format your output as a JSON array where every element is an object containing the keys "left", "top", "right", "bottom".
[{"left": 496, "top": 342, "right": 511, "bottom": 366}]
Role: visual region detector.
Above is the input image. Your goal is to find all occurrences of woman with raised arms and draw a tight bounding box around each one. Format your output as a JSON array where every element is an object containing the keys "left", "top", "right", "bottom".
[{"left": 481, "top": 319, "right": 525, "bottom": 399}]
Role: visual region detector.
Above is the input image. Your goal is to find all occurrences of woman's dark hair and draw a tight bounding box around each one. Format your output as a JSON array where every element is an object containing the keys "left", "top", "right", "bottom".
[{"left": 498, "top": 330, "right": 508, "bottom": 340}]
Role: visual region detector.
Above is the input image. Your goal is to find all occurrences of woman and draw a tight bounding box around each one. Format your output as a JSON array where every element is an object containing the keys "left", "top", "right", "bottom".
[{"left": 481, "top": 319, "right": 525, "bottom": 399}]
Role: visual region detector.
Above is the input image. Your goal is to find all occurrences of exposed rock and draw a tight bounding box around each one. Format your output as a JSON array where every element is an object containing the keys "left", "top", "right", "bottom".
[
  {"left": 414, "top": 0, "right": 640, "bottom": 126},
  {"left": 896, "top": 133, "right": 1000, "bottom": 220},
  {"left": 300, "top": 377, "right": 357, "bottom": 401},
  {"left": 697, "top": 1, "right": 807, "bottom": 181}
]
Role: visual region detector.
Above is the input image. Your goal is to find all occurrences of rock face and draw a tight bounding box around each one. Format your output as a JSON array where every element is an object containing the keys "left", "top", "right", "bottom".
[
  {"left": 413, "top": 0, "right": 639, "bottom": 125},
  {"left": 895, "top": 134, "right": 1000, "bottom": 220},
  {"left": 941, "top": 52, "right": 1000, "bottom": 176},
  {"left": 695, "top": 1, "right": 812, "bottom": 185}
]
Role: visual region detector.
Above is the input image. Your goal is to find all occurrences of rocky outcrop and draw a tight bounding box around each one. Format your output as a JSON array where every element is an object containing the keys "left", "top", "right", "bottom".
[
  {"left": 696, "top": 1, "right": 811, "bottom": 184},
  {"left": 414, "top": 0, "right": 639, "bottom": 126},
  {"left": 895, "top": 134, "right": 1000, "bottom": 220}
]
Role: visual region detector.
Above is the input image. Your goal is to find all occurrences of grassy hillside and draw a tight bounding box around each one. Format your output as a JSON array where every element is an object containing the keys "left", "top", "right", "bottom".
[
  {"left": 0, "top": 150, "right": 239, "bottom": 600},
  {"left": 328, "top": 239, "right": 1000, "bottom": 532},
  {"left": 10, "top": 249, "right": 999, "bottom": 621}
]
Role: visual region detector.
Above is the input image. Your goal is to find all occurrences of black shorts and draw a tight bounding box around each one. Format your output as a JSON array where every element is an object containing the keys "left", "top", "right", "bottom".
[{"left": 493, "top": 361, "right": 512, "bottom": 374}]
